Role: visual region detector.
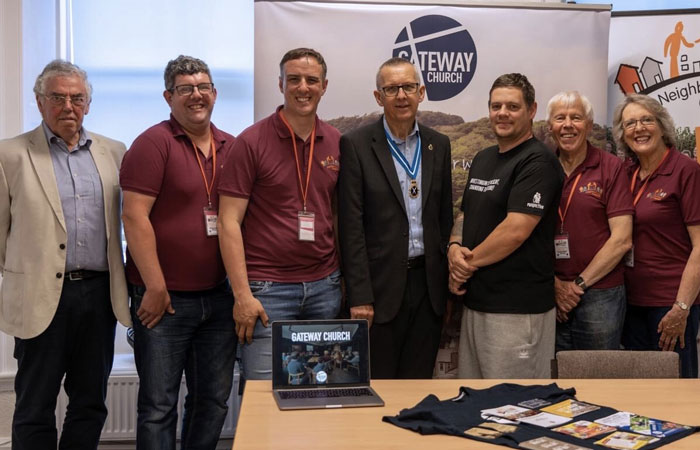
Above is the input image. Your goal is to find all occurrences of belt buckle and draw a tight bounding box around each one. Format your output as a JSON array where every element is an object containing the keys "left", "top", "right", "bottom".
[{"left": 67, "top": 271, "right": 83, "bottom": 281}]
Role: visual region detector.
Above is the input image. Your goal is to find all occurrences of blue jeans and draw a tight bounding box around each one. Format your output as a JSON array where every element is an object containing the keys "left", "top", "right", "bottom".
[
  {"left": 13, "top": 274, "right": 115, "bottom": 450},
  {"left": 556, "top": 285, "right": 626, "bottom": 351},
  {"left": 622, "top": 304, "right": 700, "bottom": 378},
  {"left": 239, "top": 269, "right": 342, "bottom": 380},
  {"left": 130, "top": 282, "right": 236, "bottom": 450}
]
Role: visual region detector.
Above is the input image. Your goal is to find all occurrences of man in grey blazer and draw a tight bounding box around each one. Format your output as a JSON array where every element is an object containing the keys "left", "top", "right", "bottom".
[
  {"left": 0, "top": 60, "right": 130, "bottom": 450},
  {"left": 338, "top": 57, "right": 453, "bottom": 378}
]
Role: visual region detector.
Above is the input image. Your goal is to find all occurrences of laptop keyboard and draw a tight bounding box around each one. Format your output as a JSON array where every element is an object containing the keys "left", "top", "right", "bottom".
[{"left": 279, "top": 388, "right": 374, "bottom": 399}]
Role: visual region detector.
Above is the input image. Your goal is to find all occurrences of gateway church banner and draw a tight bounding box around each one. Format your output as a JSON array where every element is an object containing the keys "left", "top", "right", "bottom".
[
  {"left": 255, "top": 0, "right": 610, "bottom": 377},
  {"left": 609, "top": 11, "right": 700, "bottom": 160}
]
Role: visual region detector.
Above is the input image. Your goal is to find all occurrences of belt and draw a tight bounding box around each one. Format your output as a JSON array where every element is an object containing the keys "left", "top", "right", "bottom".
[
  {"left": 65, "top": 270, "right": 109, "bottom": 281},
  {"left": 407, "top": 255, "right": 425, "bottom": 269}
]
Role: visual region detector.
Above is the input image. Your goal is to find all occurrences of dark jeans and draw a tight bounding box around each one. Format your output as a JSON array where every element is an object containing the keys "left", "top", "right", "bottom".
[
  {"left": 12, "top": 274, "right": 116, "bottom": 450},
  {"left": 130, "top": 282, "right": 236, "bottom": 450},
  {"left": 622, "top": 304, "right": 700, "bottom": 378},
  {"left": 556, "top": 285, "right": 626, "bottom": 351}
]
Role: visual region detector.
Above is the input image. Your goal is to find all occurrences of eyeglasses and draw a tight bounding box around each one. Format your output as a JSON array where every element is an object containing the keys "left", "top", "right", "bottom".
[
  {"left": 171, "top": 83, "right": 214, "bottom": 96},
  {"left": 380, "top": 83, "right": 419, "bottom": 97},
  {"left": 42, "top": 94, "right": 88, "bottom": 108},
  {"left": 622, "top": 116, "right": 656, "bottom": 130}
]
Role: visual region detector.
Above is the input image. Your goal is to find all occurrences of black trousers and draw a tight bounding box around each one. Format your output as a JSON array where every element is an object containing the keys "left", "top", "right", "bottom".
[
  {"left": 369, "top": 266, "right": 442, "bottom": 379},
  {"left": 12, "top": 274, "right": 116, "bottom": 450}
]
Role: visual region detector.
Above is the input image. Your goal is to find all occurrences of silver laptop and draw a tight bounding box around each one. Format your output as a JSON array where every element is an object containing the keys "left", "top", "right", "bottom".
[{"left": 271, "top": 319, "right": 384, "bottom": 410}]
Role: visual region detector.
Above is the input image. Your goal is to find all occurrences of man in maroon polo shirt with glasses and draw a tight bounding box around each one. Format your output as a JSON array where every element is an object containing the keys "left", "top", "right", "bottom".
[{"left": 120, "top": 55, "right": 235, "bottom": 450}]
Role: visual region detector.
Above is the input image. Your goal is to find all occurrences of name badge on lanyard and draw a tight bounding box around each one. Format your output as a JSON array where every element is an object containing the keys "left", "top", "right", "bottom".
[
  {"left": 204, "top": 207, "right": 218, "bottom": 237},
  {"left": 555, "top": 173, "right": 581, "bottom": 260},
  {"left": 279, "top": 110, "right": 318, "bottom": 242},
  {"left": 298, "top": 211, "right": 315, "bottom": 242},
  {"left": 624, "top": 246, "right": 634, "bottom": 267},
  {"left": 189, "top": 132, "right": 217, "bottom": 238},
  {"left": 554, "top": 232, "right": 570, "bottom": 259}
]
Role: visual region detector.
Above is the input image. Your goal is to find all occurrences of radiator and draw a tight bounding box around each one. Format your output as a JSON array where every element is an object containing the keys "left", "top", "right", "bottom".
[{"left": 55, "top": 370, "right": 240, "bottom": 440}]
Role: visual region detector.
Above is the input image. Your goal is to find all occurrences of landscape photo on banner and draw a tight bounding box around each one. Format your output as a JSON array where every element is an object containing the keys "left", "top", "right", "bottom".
[
  {"left": 609, "top": 11, "right": 700, "bottom": 161},
  {"left": 255, "top": 0, "right": 611, "bottom": 378}
]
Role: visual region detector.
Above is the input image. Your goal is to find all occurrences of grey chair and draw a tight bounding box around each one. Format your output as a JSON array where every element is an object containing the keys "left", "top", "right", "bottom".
[{"left": 552, "top": 350, "right": 680, "bottom": 379}]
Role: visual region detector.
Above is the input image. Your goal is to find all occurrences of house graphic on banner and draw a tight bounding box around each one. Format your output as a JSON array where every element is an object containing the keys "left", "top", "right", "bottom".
[
  {"left": 640, "top": 57, "right": 664, "bottom": 88},
  {"left": 615, "top": 64, "right": 643, "bottom": 94}
]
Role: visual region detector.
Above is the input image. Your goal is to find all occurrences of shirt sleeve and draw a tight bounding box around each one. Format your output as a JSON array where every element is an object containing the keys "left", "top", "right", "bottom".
[
  {"left": 218, "top": 134, "right": 256, "bottom": 199},
  {"left": 604, "top": 159, "right": 634, "bottom": 218},
  {"left": 680, "top": 160, "right": 700, "bottom": 226},
  {"left": 119, "top": 133, "right": 166, "bottom": 197},
  {"left": 507, "top": 156, "right": 562, "bottom": 217}
]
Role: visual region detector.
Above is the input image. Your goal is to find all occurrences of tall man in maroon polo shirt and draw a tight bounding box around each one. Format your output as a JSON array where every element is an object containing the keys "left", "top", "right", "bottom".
[
  {"left": 218, "top": 48, "right": 341, "bottom": 380},
  {"left": 120, "top": 55, "right": 235, "bottom": 450}
]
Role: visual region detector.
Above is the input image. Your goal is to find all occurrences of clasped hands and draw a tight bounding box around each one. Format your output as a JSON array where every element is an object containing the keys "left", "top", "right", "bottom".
[
  {"left": 554, "top": 276, "right": 583, "bottom": 323},
  {"left": 447, "top": 244, "right": 478, "bottom": 295}
]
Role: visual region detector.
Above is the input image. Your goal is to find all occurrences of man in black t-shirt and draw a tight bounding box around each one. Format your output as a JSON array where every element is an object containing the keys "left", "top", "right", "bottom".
[{"left": 447, "top": 73, "right": 564, "bottom": 379}]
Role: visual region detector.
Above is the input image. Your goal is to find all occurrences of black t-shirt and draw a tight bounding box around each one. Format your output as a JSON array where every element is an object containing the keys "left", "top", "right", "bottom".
[
  {"left": 460, "top": 138, "right": 564, "bottom": 314},
  {"left": 383, "top": 383, "right": 698, "bottom": 449}
]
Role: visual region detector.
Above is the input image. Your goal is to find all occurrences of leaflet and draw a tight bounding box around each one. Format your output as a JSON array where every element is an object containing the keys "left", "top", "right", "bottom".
[
  {"left": 541, "top": 399, "right": 600, "bottom": 418},
  {"left": 595, "top": 412, "right": 692, "bottom": 438},
  {"left": 520, "top": 436, "right": 591, "bottom": 450},
  {"left": 595, "top": 431, "right": 659, "bottom": 449},
  {"left": 553, "top": 420, "right": 617, "bottom": 439}
]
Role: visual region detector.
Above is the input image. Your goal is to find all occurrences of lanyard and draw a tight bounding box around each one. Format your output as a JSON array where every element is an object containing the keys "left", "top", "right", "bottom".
[
  {"left": 630, "top": 148, "right": 670, "bottom": 206},
  {"left": 384, "top": 128, "right": 421, "bottom": 179},
  {"left": 558, "top": 172, "right": 582, "bottom": 231},
  {"left": 188, "top": 132, "right": 216, "bottom": 208},
  {"left": 279, "top": 111, "right": 316, "bottom": 211}
]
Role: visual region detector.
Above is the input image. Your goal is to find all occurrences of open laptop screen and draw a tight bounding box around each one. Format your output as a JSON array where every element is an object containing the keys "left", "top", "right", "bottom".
[{"left": 272, "top": 320, "right": 370, "bottom": 389}]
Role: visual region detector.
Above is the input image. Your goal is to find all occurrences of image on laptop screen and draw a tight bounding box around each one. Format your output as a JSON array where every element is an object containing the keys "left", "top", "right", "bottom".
[{"left": 272, "top": 321, "right": 370, "bottom": 388}]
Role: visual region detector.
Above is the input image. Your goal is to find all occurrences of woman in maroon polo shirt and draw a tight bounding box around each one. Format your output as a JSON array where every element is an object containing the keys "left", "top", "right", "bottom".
[
  {"left": 547, "top": 91, "right": 634, "bottom": 351},
  {"left": 612, "top": 93, "right": 700, "bottom": 378}
]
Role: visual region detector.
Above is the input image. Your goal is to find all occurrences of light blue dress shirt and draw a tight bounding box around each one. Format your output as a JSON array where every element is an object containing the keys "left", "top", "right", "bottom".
[
  {"left": 383, "top": 116, "right": 424, "bottom": 258},
  {"left": 43, "top": 122, "right": 108, "bottom": 272}
]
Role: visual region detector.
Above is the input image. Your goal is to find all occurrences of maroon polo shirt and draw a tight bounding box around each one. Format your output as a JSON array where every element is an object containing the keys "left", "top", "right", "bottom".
[
  {"left": 120, "top": 116, "right": 234, "bottom": 290},
  {"left": 218, "top": 106, "right": 340, "bottom": 282},
  {"left": 555, "top": 144, "right": 634, "bottom": 288},
  {"left": 626, "top": 148, "right": 700, "bottom": 307}
]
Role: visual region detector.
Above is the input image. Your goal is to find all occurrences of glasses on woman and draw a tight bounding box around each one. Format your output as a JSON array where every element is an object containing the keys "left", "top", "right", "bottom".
[{"left": 622, "top": 116, "right": 656, "bottom": 130}]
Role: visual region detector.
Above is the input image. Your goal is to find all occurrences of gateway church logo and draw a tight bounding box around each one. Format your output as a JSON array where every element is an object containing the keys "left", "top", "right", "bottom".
[{"left": 392, "top": 15, "right": 477, "bottom": 101}]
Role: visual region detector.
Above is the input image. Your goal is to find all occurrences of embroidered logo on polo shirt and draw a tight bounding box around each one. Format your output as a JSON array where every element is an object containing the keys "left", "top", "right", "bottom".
[
  {"left": 579, "top": 181, "right": 603, "bottom": 199},
  {"left": 647, "top": 188, "right": 667, "bottom": 201},
  {"left": 321, "top": 155, "right": 340, "bottom": 171},
  {"left": 526, "top": 192, "right": 544, "bottom": 210}
]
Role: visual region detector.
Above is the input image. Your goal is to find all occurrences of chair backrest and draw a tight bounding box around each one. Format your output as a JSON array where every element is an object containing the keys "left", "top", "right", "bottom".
[{"left": 552, "top": 350, "right": 680, "bottom": 379}]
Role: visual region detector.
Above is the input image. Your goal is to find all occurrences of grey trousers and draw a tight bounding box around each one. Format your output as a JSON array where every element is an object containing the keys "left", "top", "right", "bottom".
[{"left": 458, "top": 306, "right": 556, "bottom": 379}]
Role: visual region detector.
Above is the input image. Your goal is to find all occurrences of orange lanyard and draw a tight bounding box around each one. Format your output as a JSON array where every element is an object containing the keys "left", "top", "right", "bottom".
[
  {"left": 279, "top": 111, "right": 316, "bottom": 211},
  {"left": 188, "top": 132, "right": 216, "bottom": 208},
  {"left": 558, "top": 173, "right": 582, "bottom": 231},
  {"left": 630, "top": 149, "right": 669, "bottom": 207}
]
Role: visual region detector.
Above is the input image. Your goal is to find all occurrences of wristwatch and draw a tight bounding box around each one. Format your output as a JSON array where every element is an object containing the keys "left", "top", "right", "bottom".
[
  {"left": 674, "top": 300, "right": 689, "bottom": 311},
  {"left": 573, "top": 276, "right": 588, "bottom": 291},
  {"left": 447, "top": 241, "right": 461, "bottom": 252}
]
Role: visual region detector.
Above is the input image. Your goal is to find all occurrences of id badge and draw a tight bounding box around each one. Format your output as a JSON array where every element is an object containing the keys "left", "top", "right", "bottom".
[
  {"left": 203, "top": 207, "right": 218, "bottom": 237},
  {"left": 624, "top": 246, "right": 634, "bottom": 267},
  {"left": 554, "top": 233, "right": 570, "bottom": 259},
  {"left": 298, "top": 211, "right": 315, "bottom": 241}
]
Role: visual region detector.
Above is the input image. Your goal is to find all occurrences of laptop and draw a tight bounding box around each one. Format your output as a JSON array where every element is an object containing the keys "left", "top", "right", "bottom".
[{"left": 271, "top": 319, "right": 385, "bottom": 410}]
